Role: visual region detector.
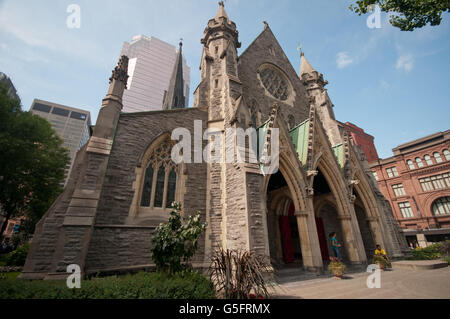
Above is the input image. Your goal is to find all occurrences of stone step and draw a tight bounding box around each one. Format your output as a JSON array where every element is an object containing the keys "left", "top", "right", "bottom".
[{"left": 391, "top": 260, "right": 449, "bottom": 270}]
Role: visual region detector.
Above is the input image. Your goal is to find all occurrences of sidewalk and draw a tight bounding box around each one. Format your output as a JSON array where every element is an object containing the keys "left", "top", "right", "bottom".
[{"left": 272, "top": 265, "right": 450, "bottom": 299}]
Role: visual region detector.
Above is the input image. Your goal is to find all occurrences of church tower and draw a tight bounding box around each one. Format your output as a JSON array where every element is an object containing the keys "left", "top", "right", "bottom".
[
  {"left": 300, "top": 53, "right": 343, "bottom": 147},
  {"left": 163, "top": 41, "right": 186, "bottom": 110},
  {"left": 194, "top": 1, "right": 242, "bottom": 123}
]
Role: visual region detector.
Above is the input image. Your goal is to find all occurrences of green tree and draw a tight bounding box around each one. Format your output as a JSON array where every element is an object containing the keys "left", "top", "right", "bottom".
[
  {"left": 349, "top": 0, "right": 450, "bottom": 31},
  {"left": 0, "top": 83, "right": 70, "bottom": 240},
  {"left": 151, "top": 202, "right": 206, "bottom": 274}
]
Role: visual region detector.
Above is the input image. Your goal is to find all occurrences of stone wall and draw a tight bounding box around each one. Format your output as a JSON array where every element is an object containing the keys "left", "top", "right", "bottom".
[
  {"left": 85, "top": 108, "right": 208, "bottom": 272},
  {"left": 238, "top": 27, "right": 309, "bottom": 127}
]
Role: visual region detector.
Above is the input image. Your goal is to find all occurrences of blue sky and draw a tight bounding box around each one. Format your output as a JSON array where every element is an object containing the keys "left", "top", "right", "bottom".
[{"left": 0, "top": 0, "right": 449, "bottom": 159}]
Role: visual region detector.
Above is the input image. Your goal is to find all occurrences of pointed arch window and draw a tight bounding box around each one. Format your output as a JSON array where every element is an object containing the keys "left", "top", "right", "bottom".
[{"left": 139, "top": 139, "right": 178, "bottom": 210}]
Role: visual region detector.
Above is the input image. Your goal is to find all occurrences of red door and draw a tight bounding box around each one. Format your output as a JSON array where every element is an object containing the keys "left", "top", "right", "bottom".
[
  {"left": 315, "top": 217, "right": 329, "bottom": 261},
  {"left": 280, "top": 216, "right": 295, "bottom": 263},
  {"left": 280, "top": 203, "right": 296, "bottom": 264}
]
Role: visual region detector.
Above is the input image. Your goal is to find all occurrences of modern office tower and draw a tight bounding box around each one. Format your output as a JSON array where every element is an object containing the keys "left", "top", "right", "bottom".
[
  {"left": 120, "top": 35, "right": 191, "bottom": 112},
  {"left": 30, "top": 99, "right": 92, "bottom": 186},
  {"left": 0, "top": 72, "right": 20, "bottom": 102}
]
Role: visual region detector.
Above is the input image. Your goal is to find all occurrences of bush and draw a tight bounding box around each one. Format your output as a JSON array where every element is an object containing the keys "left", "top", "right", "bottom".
[
  {"left": 328, "top": 261, "right": 347, "bottom": 276},
  {"left": 373, "top": 256, "right": 390, "bottom": 268},
  {"left": 151, "top": 202, "right": 206, "bottom": 274},
  {"left": 209, "top": 248, "right": 273, "bottom": 299},
  {"left": 445, "top": 256, "right": 450, "bottom": 265},
  {"left": 5, "top": 243, "right": 29, "bottom": 266},
  {"left": 0, "top": 271, "right": 216, "bottom": 299},
  {"left": 410, "top": 242, "right": 444, "bottom": 260}
]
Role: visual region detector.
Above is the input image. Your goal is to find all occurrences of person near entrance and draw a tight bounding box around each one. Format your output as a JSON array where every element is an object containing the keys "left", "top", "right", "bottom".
[
  {"left": 329, "top": 232, "right": 342, "bottom": 261},
  {"left": 374, "top": 244, "right": 388, "bottom": 261}
]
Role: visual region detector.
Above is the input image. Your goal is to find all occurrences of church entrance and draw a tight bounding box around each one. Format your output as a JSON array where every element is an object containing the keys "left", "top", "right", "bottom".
[
  {"left": 267, "top": 171, "right": 302, "bottom": 267},
  {"left": 313, "top": 168, "right": 348, "bottom": 263}
]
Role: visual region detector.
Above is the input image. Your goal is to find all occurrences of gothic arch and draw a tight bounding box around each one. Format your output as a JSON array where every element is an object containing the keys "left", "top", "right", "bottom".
[{"left": 128, "top": 133, "right": 183, "bottom": 225}]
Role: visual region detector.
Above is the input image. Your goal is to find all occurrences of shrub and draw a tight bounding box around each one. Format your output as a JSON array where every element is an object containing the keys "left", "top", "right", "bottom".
[
  {"left": 328, "top": 261, "right": 347, "bottom": 276},
  {"left": 151, "top": 202, "right": 206, "bottom": 274},
  {"left": 5, "top": 243, "right": 29, "bottom": 266},
  {"left": 209, "top": 248, "right": 273, "bottom": 299},
  {"left": 0, "top": 271, "right": 215, "bottom": 299},
  {"left": 410, "top": 243, "right": 443, "bottom": 260},
  {"left": 373, "top": 256, "right": 389, "bottom": 268},
  {"left": 445, "top": 256, "right": 450, "bottom": 265}
]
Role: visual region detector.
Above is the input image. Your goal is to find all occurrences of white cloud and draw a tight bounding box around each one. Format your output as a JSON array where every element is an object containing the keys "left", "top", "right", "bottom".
[
  {"left": 336, "top": 52, "right": 354, "bottom": 69},
  {"left": 396, "top": 54, "right": 414, "bottom": 72}
]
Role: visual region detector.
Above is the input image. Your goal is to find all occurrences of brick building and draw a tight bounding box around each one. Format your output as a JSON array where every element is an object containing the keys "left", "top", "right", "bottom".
[
  {"left": 21, "top": 3, "right": 406, "bottom": 280},
  {"left": 370, "top": 131, "right": 450, "bottom": 248}
]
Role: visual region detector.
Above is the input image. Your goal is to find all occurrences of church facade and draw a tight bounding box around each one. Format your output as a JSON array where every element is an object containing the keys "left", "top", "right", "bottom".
[{"left": 21, "top": 3, "right": 407, "bottom": 280}]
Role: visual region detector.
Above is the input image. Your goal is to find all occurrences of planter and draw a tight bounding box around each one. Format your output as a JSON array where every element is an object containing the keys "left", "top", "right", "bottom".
[
  {"left": 333, "top": 272, "right": 344, "bottom": 279},
  {"left": 376, "top": 263, "right": 386, "bottom": 271}
]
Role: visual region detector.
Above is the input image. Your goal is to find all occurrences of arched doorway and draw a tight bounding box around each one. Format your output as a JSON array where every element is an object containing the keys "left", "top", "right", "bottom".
[
  {"left": 266, "top": 170, "right": 302, "bottom": 267},
  {"left": 313, "top": 168, "right": 348, "bottom": 262}
]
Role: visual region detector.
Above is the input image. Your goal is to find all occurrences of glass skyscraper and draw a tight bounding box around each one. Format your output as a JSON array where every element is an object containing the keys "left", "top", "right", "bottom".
[{"left": 120, "top": 35, "right": 191, "bottom": 112}]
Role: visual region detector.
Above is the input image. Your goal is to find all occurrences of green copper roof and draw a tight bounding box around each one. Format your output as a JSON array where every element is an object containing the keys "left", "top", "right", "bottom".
[
  {"left": 289, "top": 119, "right": 310, "bottom": 169},
  {"left": 332, "top": 143, "right": 344, "bottom": 168}
]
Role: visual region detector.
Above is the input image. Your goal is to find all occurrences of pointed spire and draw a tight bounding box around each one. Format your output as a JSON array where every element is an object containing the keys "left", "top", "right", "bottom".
[
  {"left": 215, "top": 1, "right": 229, "bottom": 21},
  {"left": 163, "top": 40, "right": 186, "bottom": 110},
  {"left": 299, "top": 52, "right": 316, "bottom": 78}
]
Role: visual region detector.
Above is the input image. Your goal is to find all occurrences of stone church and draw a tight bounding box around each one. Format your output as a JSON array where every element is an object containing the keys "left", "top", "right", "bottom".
[{"left": 21, "top": 2, "right": 407, "bottom": 279}]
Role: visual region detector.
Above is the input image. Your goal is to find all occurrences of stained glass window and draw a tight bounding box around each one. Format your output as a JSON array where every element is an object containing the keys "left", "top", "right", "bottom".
[
  {"left": 140, "top": 166, "right": 154, "bottom": 207},
  {"left": 139, "top": 137, "right": 178, "bottom": 210},
  {"left": 166, "top": 169, "right": 177, "bottom": 208},
  {"left": 154, "top": 166, "right": 166, "bottom": 208},
  {"left": 259, "top": 67, "right": 290, "bottom": 101}
]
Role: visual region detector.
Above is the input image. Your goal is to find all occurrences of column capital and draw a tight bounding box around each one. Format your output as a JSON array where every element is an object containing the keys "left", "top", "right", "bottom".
[{"left": 294, "top": 211, "right": 309, "bottom": 217}]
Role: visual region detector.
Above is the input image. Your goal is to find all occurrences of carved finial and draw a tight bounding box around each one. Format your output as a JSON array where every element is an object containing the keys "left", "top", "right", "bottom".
[
  {"left": 263, "top": 21, "right": 269, "bottom": 29},
  {"left": 219, "top": 0, "right": 224, "bottom": 7},
  {"left": 109, "top": 55, "right": 129, "bottom": 88},
  {"left": 297, "top": 43, "right": 303, "bottom": 57}
]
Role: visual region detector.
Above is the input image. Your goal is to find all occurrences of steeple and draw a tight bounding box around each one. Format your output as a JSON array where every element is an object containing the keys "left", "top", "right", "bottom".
[
  {"left": 215, "top": 1, "right": 229, "bottom": 21},
  {"left": 163, "top": 41, "right": 186, "bottom": 110},
  {"left": 299, "top": 52, "right": 316, "bottom": 78},
  {"left": 201, "top": 1, "right": 240, "bottom": 49},
  {"left": 299, "top": 52, "right": 342, "bottom": 146}
]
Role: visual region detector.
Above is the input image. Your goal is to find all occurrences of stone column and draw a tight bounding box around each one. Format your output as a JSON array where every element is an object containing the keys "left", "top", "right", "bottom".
[
  {"left": 338, "top": 215, "right": 366, "bottom": 265},
  {"left": 295, "top": 208, "right": 323, "bottom": 272},
  {"left": 367, "top": 217, "right": 386, "bottom": 250}
]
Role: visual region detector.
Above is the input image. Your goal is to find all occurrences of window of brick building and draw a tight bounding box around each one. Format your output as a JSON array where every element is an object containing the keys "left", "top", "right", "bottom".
[
  {"left": 432, "top": 197, "right": 450, "bottom": 216},
  {"left": 424, "top": 154, "right": 433, "bottom": 166},
  {"left": 419, "top": 173, "right": 450, "bottom": 192},
  {"left": 434, "top": 152, "right": 443, "bottom": 163},
  {"left": 415, "top": 157, "right": 424, "bottom": 168},
  {"left": 444, "top": 149, "right": 450, "bottom": 161},
  {"left": 399, "top": 202, "right": 414, "bottom": 218},
  {"left": 392, "top": 184, "right": 406, "bottom": 197},
  {"left": 407, "top": 160, "right": 415, "bottom": 170},
  {"left": 386, "top": 167, "right": 398, "bottom": 178}
]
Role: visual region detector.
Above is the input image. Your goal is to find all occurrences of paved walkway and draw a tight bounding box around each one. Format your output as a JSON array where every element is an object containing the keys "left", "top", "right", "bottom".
[{"left": 272, "top": 265, "right": 450, "bottom": 299}]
